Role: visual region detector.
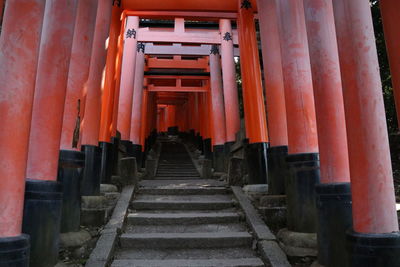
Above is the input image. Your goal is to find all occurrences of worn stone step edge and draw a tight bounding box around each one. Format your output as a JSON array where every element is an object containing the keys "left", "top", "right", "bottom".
[
  {"left": 131, "top": 200, "right": 233, "bottom": 210},
  {"left": 126, "top": 212, "right": 240, "bottom": 225},
  {"left": 111, "top": 258, "right": 265, "bottom": 267},
  {"left": 138, "top": 187, "right": 228, "bottom": 195},
  {"left": 120, "top": 232, "right": 253, "bottom": 249}
]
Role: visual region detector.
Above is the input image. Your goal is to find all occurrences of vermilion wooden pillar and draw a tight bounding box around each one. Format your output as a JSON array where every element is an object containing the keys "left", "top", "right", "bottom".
[
  {"left": 237, "top": 0, "right": 269, "bottom": 184},
  {"left": 24, "top": 0, "right": 78, "bottom": 266},
  {"left": 118, "top": 16, "right": 139, "bottom": 146},
  {"left": 99, "top": 2, "right": 122, "bottom": 143},
  {"left": 0, "top": 2, "right": 45, "bottom": 263},
  {"left": 210, "top": 48, "right": 226, "bottom": 171},
  {"left": 278, "top": 0, "right": 320, "bottom": 233},
  {"left": 257, "top": 0, "right": 288, "bottom": 194},
  {"left": 130, "top": 43, "right": 146, "bottom": 164},
  {"left": 61, "top": 0, "right": 98, "bottom": 151},
  {"left": 111, "top": 12, "right": 127, "bottom": 137},
  {"left": 220, "top": 19, "right": 240, "bottom": 151},
  {"left": 80, "top": 0, "right": 113, "bottom": 193},
  {"left": 333, "top": 0, "right": 400, "bottom": 265},
  {"left": 381, "top": 0, "right": 400, "bottom": 129},
  {"left": 140, "top": 90, "right": 149, "bottom": 157},
  {"left": 81, "top": 0, "right": 112, "bottom": 147},
  {"left": 304, "top": 0, "right": 351, "bottom": 265}
]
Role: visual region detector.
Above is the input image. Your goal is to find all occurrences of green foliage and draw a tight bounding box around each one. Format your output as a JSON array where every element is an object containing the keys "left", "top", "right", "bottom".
[{"left": 371, "top": 1, "right": 398, "bottom": 133}]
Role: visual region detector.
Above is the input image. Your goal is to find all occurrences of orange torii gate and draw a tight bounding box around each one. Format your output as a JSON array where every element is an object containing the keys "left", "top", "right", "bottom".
[{"left": 1, "top": 0, "right": 400, "bottom": 266}]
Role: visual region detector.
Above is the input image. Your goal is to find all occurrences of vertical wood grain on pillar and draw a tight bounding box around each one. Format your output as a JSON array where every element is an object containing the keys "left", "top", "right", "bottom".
[
  {"left": 210, "top": 52, "right": 227, "bottom": 146},
  {"left": 117, "top": 16, "right": 139, "bottom": 140},
  {"left": 220, "top": 19, "right": 240, "bottom": 143},
  {"left": 130, "top": 46, "right": 146, "bottom": 144},
  {"left": 60, "top": 0, "right": 98, "bottom": 151},
  {"left": 237, "top": 0, "right": 269, "bottom": 144},
  {"left": 81, "top": 0, "right": 113, "bottom": 146},
  {"left": 380, "top": 0, "right": 400, "bottom": 129},
  {"left": 26, "top": 0, "right": 79, "bottom": 181},
  {"left": 140, "top": 90, "right": 148, "bottom": 150},
  {"left": 333, "top": 0, "right": 398, "bottom": 234},
  {"left": 278, "top": 0, "right": 319, "bottom": 154},
  {"left": 99, "top": 3, "right": 122, "bottom": 142},
  {"left": 257, "top": 0, "right": 288, "bottom": 147},
  {"left": 304, "top": 0, "right": 350, "bottom": 183},
  {"left": 0, "top": 0, "right": 45, "bottom": 237},
  {"left": 111, "top": 12, "right": 127, "bottom": 137}
]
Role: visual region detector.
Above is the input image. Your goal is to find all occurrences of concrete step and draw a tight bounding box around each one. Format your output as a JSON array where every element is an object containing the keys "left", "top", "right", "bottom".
[
  {"left": 127, "top": 212, "right": 240, "bottom": 225},
  {"left": 140, "top": 179, "right": 226, "bottom": 188},
  {"left": 156, "top": 173, "right": 200, "bottom": 177},
  {"left": 138, "top": 187, "right": 228, "bottom": 195},
  {"left": 131, "top": 195, "right": 234, "bottom": 210},
  {"left": 111, "top": 258, "right": 265, "bottom": 267},
  {"left": 120, "top": 232, "right": 253, "bottom": 249},
  {"left": 125, "top": 223, "right": 246, "bottom": 233},
  {"left": 114, "top": 247, "right": 259, "bottom": 260},
  {"left": 153, "top": 176, "right": 202, "bottom": 180}
]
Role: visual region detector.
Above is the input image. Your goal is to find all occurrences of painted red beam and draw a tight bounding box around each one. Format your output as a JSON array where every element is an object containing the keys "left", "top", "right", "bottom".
[
  {"left": 148, "top": 84, "right": 209, "bottom": 92},
  {"left": 147, "top": 56, "right": 209, "bottom": 70},
  {"left": 122, "top": 0, "right": 258, "bottom": 12},
  {"left": 145, "top": 43, "right": 241, "bottom": 56},
  {"left": 124, "top": 11, "right": 237, "bottom": 20},
  {"left": 146, "top": 75, "right": 210, "bottom": 80},
  {"left": 138, "top": 27, "right": 239, "bottom": 44}
]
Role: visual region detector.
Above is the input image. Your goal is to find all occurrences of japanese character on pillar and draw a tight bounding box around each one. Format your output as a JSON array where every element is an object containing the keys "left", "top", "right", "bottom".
[
  {"left": 137, "top": 42, "right": 146, "bottom": 53},
  {"left": 210, "top": 45, "right": 219, "bottom": 55},
  {"left": 241, "top": 0, "right": 252, "bottom": 9},
  {"left": 112, "top": 0, "right": 121, "bottom": 7},
  {"left": 223, "top": 32, "right": 233, "bottom": 42},
  {"left": 126, "top": 28, "right": 136, "bottom": 39}
]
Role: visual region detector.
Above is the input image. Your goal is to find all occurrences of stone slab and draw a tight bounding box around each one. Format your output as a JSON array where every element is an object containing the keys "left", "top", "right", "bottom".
[
  {"left": 127, "top": 212, "right": 240, "bottom": 225},
  {"left": 105, "top": 185, "right": 135, "bottom": 231},
  {"left": 231, "top": 186, "right": 276, "bottom": 241},
  {"left": 86, "top": 229, "right": 118, "bottom": 267},
  {"left": 120, "top": 232, "right": 253, "bottom": 249},
  {"left": 258, "top": 240, "right": 291, "bottom": 267},
  {"left": 111, "top": 258, "right": 265, "bottom": 267}
]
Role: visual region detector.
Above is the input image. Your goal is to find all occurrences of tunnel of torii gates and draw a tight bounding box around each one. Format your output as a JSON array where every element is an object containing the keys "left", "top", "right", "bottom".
[{"left": 2, "top": 0, "right": 400, "bottom": 266}]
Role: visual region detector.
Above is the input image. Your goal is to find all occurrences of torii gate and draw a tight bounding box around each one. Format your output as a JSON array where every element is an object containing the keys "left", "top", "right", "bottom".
[{"left": 0, "top": 0, "right": 400, "bottom": 266}]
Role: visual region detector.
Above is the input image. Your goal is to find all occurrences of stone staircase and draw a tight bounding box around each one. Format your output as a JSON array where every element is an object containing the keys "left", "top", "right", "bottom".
[{"left": 111, "top": 141, "right": 266, "bottom": 267}]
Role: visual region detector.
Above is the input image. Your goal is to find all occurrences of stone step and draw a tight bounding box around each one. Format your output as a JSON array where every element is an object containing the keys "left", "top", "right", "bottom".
[
  {"left": 138, "top": 187, "right": 228, "bottom": 195},
  {"left": 111, "top": 258, "right": 265, "bottom": 267},
  {"left": 114, "top": 247, "right": 259, "bottom": 260},
  {"left": 127, "top": 212, "right": 240, "bottom": 225},
  {"left": 156, "top": 170, "right": 198, "bottom": 173},
  {"left": 153, "top": 176, "right": 203, "bottom": 180},
  {"left": 120, "top": 232, "right": 253, "bottom": 249},
  {"left": 140, "top": 179, "right": 226, "bottom": 188},
  {"left": 156, "top": 173, "right": 200, "bottom": 177},
  {"left": 131, "top": 195, "right": 233, "bottom": 210},
  {"left": 125, "top": 223, "right": 246, "bottom": 233}
]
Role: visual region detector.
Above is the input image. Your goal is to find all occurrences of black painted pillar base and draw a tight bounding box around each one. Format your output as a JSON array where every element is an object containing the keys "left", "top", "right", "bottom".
[
  {"left": 99, "top": 142, "right": 114, "bottom": 184},
  {"left": 347, "top": 230, "right": 400, "bottom": 267},
  {"left": 22, "top": 179, "right": 63, "bottom": 267},
  {"left": 111, "top": 137, "right": 120, "bottom": 175},
  {"left": 286, "top": 153, "right": 320, "bottom": 233},
  {"left": 58, "top": 150, "right": 85, "bottom": 233},
  {"left": 244, "top": 142, "right": 269, "bottom": 184},
  {"left": 213, "top": 145, "right": 225, "bottom": 172},
  {"left": 81, "top": 145, "right": 102, "bottom": 196},
  {"left": 224, "top": 141, "right": 235, "bottom": 171},
  {"left": 131, "top": 144, "right": 143, "bottom": 168},
  {"left": 267, "top": 146, "right": 288, "bottom": 195},
  {"left": 168, "top": 126, "right": 179, "bottom": 135},
  {"left": 203, "top": 138, "right": 213, "bottom": 160},
  {"left": 197, "top": 134, "right": 204, "bottom": 154},
  {"left": 316, "top": 182, "right": 352, "bottom": 267},
  {"left": 120, "top": 140, "right": 133, "bottom": 157},
  {"left": 0, "top": 234, "right": 30, "bottom": 267},
  {"left": 189, "top": 129, "right": 196, "bottom": 143}
]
